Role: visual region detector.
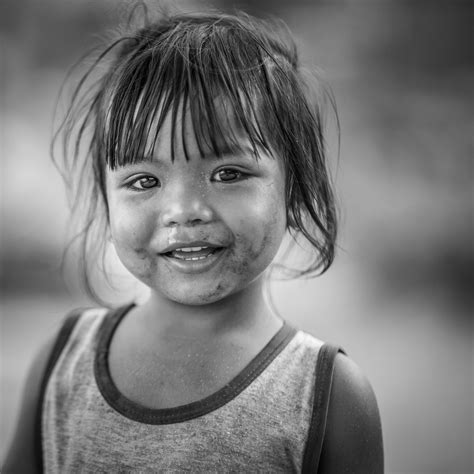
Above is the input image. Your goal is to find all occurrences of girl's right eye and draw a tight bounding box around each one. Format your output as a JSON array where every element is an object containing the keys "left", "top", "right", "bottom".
[{"left": 126, "top": 175, "right": 160, "bottom": 191}]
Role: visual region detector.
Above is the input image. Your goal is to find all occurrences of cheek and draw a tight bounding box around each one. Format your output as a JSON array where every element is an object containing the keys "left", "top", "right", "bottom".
[
  {"left": 108, "top": 205, "right": 156, "bottom": 273},
  {"left": 248, "top": 206, "right": 286, "bottom": 263},
  {"left": 253, "top": 182, "right": 287, "bottom": 247},
  {"left": 227, "top": 185, "right": 287, "bottom": 273},
  {"left": 109, "top": 197, "right": 154, "bottom": 243}
]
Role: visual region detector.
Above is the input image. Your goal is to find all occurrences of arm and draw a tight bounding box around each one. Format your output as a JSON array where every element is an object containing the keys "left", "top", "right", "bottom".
[
  {"left": 319, "top": 353, "right": 384, "bottom": 474},
  {"left": 2, "top": 336, "right": 56, "bottom": 474}
]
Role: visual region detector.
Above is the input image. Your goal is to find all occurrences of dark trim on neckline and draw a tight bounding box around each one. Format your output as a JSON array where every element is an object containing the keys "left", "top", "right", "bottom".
[{"left": 94, "top": 303, "right": 296, "bottom": 425}]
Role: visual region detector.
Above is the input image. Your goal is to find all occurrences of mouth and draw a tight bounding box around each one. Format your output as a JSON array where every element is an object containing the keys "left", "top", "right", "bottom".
[
  {"left": 160, "top": 243, "right": 227, "bottom": 274},
  {"left": 163, "top": 246, "right": 225, "bottom": 261}
]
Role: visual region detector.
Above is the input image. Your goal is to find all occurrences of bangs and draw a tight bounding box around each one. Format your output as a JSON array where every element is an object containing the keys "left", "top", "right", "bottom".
[{"left": 100, "top": 17, "right": 292, "bottom": 168}]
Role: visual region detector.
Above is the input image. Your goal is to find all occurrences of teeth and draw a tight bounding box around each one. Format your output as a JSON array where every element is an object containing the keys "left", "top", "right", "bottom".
[
  {"left": 178, "top": 246, "right": 208, "bottom": 252},
  {"left": 174, "top": 254, "right": 211, "bottom": 261},
  {"left": 164, "top": 245, "right": 222, "bottom": 261}
]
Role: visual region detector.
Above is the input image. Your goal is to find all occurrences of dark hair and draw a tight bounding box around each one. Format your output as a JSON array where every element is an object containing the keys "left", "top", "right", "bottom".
[{"left": 53, "top": 7, "right": 339, "bottom": 302}]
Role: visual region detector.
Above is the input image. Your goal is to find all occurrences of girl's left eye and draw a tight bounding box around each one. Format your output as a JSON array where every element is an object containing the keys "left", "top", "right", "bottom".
[{"left": 213, "top": 168, "right": 246, "bottom": 183}]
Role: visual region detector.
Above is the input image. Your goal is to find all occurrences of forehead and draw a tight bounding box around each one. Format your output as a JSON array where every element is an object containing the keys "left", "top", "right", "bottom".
[
  {"left": 104, "top": 83, "right": 272, "bottom": 169},
  {"left": 145, "top": 97, "right": 244, "bottom": 159}
]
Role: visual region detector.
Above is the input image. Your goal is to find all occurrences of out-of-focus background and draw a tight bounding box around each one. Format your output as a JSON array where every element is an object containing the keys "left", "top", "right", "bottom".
[{"left": 1, "top": 0, "right": 472, "bottom": 472}]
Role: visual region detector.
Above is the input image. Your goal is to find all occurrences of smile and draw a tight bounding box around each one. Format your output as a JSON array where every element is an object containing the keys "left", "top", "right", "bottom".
[
  {"left": 168, "top": 246, "right": 221, "bottom": 261},
  {"left": 161, "top": 246, "right": 227, "bottom": 274}
]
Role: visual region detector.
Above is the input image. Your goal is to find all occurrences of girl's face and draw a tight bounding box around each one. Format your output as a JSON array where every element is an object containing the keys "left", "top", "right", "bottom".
[{"left": 105, "top": 109, "right": 287, "bottom": 306}]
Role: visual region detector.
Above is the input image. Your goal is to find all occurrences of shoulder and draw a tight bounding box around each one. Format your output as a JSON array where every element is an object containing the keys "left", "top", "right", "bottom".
[
  {"left": 2, "top": 333, "right": 57, "bottom": 473},
  {"left": 319, "top": 352, "right": 384, "bottom": 473},
  {"left": 289, "top": 329, "right": 325, "bottom": 355},
  {"left": 274, "top": 329, "right": 324, "bottom": 377},
  {"left": 2, "top": 307, "right": 95, "bottom": 473}
]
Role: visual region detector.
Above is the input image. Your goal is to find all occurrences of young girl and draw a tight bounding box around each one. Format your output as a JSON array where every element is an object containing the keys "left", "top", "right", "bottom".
[{"left": 4, "top": 8, "right": 383, "bottom": 473}]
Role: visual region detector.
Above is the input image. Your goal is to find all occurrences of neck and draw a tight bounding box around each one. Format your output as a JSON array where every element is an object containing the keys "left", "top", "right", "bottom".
[{"left": 138, "top": 277, "right": 278, "bottom": 338}]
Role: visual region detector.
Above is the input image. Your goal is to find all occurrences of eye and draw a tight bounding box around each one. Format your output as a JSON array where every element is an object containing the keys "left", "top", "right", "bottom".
[
  {"left": 126, "top": 175, "right": 160, "bottom": 191},
  {"left": 213, "top": 168, "right": 246, "bottom": 183}
]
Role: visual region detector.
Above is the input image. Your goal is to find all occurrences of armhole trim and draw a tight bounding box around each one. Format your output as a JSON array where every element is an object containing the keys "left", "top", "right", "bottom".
[
  {"left": 302, "top": 343, "right": 346, "bottom": 473},
  {"left": 34, "top": 308, "right": 84, "bottom": 473}
]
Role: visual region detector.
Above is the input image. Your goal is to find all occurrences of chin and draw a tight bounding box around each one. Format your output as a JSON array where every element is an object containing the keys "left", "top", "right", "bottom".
[
  {"left": 170, "top": 294, "right": 223, "bottom": 306},
  {"left": 159, "top": 280, "right": 238, "bottom": 306}
]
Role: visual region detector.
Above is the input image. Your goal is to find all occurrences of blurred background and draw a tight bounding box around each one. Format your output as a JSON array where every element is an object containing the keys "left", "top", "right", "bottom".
[{"left": 1, "top": 0, "right": 472, "bottom": 472}]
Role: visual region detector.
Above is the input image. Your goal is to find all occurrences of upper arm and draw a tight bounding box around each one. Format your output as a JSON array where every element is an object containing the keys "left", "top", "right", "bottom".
[
  {"left": 319, "top": 353, "right": 384, "bottom": 474},
  {"left": 2, "top": 336, "right": 56, "bottom": 474}
]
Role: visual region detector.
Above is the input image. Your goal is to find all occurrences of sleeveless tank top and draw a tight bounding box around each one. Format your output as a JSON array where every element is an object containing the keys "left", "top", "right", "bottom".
[{"left": 41, "top": 304, "right": 343, "bottom": 473}]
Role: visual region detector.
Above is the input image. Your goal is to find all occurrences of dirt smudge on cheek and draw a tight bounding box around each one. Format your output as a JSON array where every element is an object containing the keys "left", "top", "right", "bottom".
[
  {"left": 133, "top": 248, "right": 153, "bottom": 275},
  {"left": 119, "top": 246, "right": 156, "bottom": 283},
  {"left": 229, "top": 211, "right": 285, "bottom": 281},
  {"left": 226, "top": 234, "right": 256, "bottom": 277},
  {"left": 134, "top": 248, "right": 148, "bottom": 260}
]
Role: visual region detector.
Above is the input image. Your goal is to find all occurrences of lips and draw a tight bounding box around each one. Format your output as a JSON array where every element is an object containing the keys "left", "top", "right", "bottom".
[
  {"left": 159, "top": 241, "right": 228, "bottom": 274},
  {"left": 160, "top": 241, "right": 226, "bottom": 261},
  {"left": 168, "top": 246, "right": 222, "bottom": 261}
]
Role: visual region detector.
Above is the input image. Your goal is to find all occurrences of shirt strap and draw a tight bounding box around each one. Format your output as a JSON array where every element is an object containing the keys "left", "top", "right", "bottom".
[
  {"left": 302, "top": 343, "right": 346, "bottom": 473},
  {"left": 35, "top": 308, "right": 84, "bottom": 473}
]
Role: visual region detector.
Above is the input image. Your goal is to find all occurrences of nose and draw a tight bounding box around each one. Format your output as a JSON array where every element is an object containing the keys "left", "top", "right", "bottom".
[{"left": 160, "top": 178, "right": 214, "bottom": 227}]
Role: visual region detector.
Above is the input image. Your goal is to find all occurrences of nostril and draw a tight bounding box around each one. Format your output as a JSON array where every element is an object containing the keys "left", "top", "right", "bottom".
[
  {"left": 161, "top": 204, "right": 214, "bottom": 227},
  {"left": 190, "top": 218, "right": 205, "bottom": 226},
  {"left": 167, "top": 218, "right": 203, "bottom": 227}
]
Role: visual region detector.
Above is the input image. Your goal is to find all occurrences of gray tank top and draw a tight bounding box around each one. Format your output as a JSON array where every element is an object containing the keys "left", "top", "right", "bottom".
[{"left": 41, "top": 304, "right": 342, "bottom": 473}]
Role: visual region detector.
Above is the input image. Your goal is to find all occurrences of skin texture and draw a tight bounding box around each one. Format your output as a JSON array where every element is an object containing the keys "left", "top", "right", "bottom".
[
  {"left": 105, "top": 110, "right": 287, "bottom": 309},
  {"left": 103, "top": 106, "right": 289, "bottom": 407},
  {"left": 321, "top": 354, "right": 384, "bottom": 473}
]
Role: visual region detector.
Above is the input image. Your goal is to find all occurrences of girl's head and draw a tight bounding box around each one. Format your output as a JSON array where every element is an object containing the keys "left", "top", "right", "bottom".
[{"left": 56, "top": 8, "right": 338, "bottom": 304}]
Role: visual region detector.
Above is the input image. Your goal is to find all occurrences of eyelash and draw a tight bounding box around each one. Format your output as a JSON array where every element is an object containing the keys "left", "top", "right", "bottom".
[
  {"left": 124, "top": 167, "right": 248, "bottom": 191},
  {"left": 125, "top": 175, "right": 160, "bottom": 191},
  {"left": 212, "top": 167, "right": 248, "bottom": 183}
]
